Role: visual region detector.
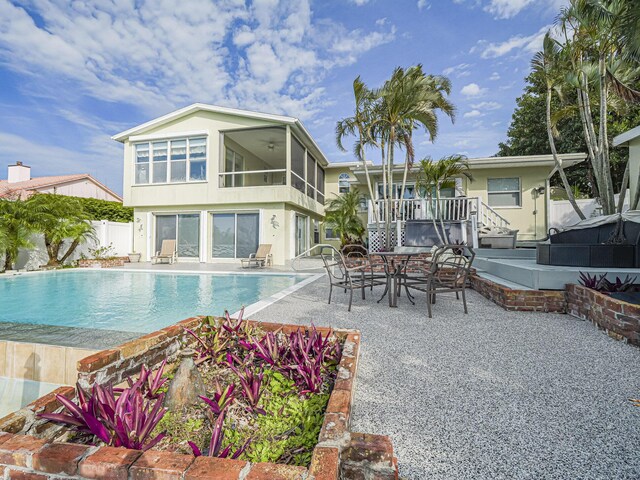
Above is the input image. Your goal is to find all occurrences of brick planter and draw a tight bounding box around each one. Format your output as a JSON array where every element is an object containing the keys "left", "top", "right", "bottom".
[
  {"left": 77, "top": 257, "right": 128, "bottom": 268},
  {"left": 0, "top": 317, "right": 399, "bottom": 479},
  {"left": 469, "top": 274, "right": 567, "bottom": 313},
  {"left": 566, "top": 284, "right": 640, "bottom": 345}
]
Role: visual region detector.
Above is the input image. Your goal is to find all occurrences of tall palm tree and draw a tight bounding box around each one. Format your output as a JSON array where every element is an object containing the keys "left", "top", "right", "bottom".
[
  {"left": 336, "top": 77, "right": 382, "bottom": 240},
  {"left": 323, "top": 190, "right": 365, "bottom": 247},
  {"left": 532, "top": 32, "right": 586, "bottom": 220},
  {"left": 373, "top": 65, "right": 455, "bottom": 248},
  {"left": 416, "top": 155, "right": 473, "bottom": 244}
]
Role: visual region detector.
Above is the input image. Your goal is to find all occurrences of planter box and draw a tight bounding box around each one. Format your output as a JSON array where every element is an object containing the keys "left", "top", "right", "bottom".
[
  {"left": 566, "top": 284, "right": 640, "bottom": 345},
  {"left": 0, "top": 317, "right": 399, "bottom": 480},
  {"left": 77, "top": 257, "right": 128, "bottom": 268}
]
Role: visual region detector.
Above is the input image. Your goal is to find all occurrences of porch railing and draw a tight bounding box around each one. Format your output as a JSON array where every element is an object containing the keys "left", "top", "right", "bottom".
[{"left": 368, "top": 197, "right": 509, "bottom": 228}]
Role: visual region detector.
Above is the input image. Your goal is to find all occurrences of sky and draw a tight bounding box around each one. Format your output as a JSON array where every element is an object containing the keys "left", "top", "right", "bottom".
[{"left": 0, "top": 0, "right": 567, "bottom": 194}]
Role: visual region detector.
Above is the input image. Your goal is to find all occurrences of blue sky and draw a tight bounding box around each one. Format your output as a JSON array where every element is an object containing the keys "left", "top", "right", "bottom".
[{"left": 0, "top": 0, "right": 566, "bottom": 194}]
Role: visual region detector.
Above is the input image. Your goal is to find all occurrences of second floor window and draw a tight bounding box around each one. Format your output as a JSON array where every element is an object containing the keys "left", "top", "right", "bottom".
[
  {"left": 134, "top": 137, "right": 207, "bottom": 185},
  {"left": 339, "top": 173, "right": 350, "bottom": 193}
]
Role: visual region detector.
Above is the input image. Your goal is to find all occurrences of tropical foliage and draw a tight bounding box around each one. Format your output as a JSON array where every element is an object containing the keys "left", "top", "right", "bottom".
[
  {"left": 323, "top": 190, "right": 365, "bottom": 246},
  {"left": 75, "top": 197, "right": 133, "bottom": 223},
  {"left": 501, "top": 0, "right": 640, "bottom": 214},
  {"left": 336, "top": 65, "right": 455, "bottom": 249},
  {"left": 0, "top": 197, "right": 38, "bottom": 271}
]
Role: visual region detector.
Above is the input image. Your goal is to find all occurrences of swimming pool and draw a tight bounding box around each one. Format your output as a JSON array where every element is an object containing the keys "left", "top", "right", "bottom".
[{"left": 0, "top": 270, "right": 310, "bottom": 333}]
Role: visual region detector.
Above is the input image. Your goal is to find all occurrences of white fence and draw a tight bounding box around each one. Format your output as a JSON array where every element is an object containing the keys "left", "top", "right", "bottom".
[
  {"left": 10, "top": 221, "right": 133, "bottom": 271},
  {"left": 550, "top": 191, "right": 630, "bottom": 230}
]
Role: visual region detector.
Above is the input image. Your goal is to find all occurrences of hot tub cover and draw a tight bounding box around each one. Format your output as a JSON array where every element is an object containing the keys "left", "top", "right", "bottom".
[{"left": 560, "top": 210, "right": 640, "bottom": 231}]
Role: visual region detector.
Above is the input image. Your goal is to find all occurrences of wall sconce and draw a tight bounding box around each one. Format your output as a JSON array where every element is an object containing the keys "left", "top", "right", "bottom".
[{"left": 270, "top": 215, "right": 280, "bottom": 229}]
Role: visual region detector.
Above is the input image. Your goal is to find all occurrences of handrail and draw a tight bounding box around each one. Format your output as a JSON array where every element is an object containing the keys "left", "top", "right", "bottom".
[
  {"left": 218, "top": 169, "right": 286, "bottom": 176},
  {"left": 290, "top": 243, "right": 338, "bottom": 272}
]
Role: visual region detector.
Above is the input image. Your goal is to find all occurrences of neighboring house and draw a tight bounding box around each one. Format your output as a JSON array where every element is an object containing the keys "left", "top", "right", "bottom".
[
  {"left": 0, "top": 162, "right": 122, "bottom": 202},
  {"left": 614, "top": 125, "right": 640, "bottom": 207},
  {"left": 112, "top": 104, "right": 328, "bottom": 265},
  {"left": 323, "top": 153, "right": 586, "bottom": 247}
]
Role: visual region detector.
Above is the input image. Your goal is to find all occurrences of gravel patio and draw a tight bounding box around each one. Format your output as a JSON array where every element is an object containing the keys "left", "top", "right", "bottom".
[{"left": 252, "top": 276, "right": 640, "bottom": 479}]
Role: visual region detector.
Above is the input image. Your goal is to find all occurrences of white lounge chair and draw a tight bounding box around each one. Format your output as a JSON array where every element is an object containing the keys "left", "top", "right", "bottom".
[
  {"left": 152, "top": 239, "right": 177, "bottom": 264},
  {"left": 241, "top": 244, "right": 272, "bottom": 268}
]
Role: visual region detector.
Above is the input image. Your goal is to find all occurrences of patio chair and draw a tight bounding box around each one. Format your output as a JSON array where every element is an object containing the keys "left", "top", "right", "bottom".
[
  {"left": 152, "top": 239, "right": 177, "bottom": 265},
  {"left": 405, "top": 245, "right": 475, "bottom": 318},
  {"left": 241, "top": 244, "right": 272, "bottom": 268},
  {"left": 320, "top": 247, "right": 376, "bottom": 312},
  {"left": 341, "top": 244, "right": 387, "bottom": 291}
]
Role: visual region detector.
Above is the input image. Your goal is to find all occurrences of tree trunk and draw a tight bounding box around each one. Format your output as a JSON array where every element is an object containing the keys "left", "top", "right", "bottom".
[
  {"left": 386, "top": 134, "right": 395, "bottom": 250},
  {"left": 617, "top": 161, "right": 630, "bottom": 213},
  {"left": 381, "top": 139, "right": 389, "bottom": 251},
  {"left": 4, "top": 251, "right": 12, "bottom": 271},
  {"left": 358, "top": 128, "right": 382, "bottom": 245},
  {"left": 546, "top": 87, "right": 586, "bottom": 220},
  {"left": 59, "top": 239, "right": 81, "bottom": 265},
  {"left": 598, "top": 55, "right": 615, "bottom": 215}
]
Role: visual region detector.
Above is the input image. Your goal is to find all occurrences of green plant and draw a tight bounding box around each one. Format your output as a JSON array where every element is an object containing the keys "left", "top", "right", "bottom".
[
  {"left": 88, "top": 244, "right": 117, "bottom": 260},
  {"left": 75, "top": 197, "right": 133, "bottom": 223},
  {"left": 0, "top": 197, "right": 39, "bottom": 271},
  {"left": 323, "top": 190, "right": 365, "bottom": 247}
]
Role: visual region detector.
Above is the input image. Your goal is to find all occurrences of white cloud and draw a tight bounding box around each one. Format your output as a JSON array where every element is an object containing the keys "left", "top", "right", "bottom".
[
  {"left": 375, "top": 17, "right": 388, "bottom": 26},
  {"left": 460, "top": 83, "right": 487, "bottom": 97},
  {"left": 489, "top": 72, "right": 501, "bottom": 80},
  {"left": 484, "top": 0, "right": 534, "bottom": 19},
  {"left": 0, "top": 0, "right": 395, "bottom": 122},
  {"left": 443, "top": 63, "right": 472, "bottom": 78},
  {"left": 417, "top": 0, "right": 431, "bottom": 10},
  {"left": 476, "top": 25, "right": 550, "bottom": 59},
  {"left": 470, "top": 101, "right": 502, "bottom": 110},
  {"left": 350, "top": 0, "right": 371, "bottom": 5},
  {"left": 464, "top": 109, "right": 483, "bottom": 118}
]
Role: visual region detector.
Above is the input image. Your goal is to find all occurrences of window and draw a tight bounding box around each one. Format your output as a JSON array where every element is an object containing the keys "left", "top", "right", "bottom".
[
  {"left": 324, "top": 226, "right": 339, "bottom": 240},
  {"left": 212, "top": 212, "right": 259, "bottom": 258},
  {"left": 224, "top": 148, "right": 245, "bottom": 187},
  {"left": 488, "top": 177, "right": 521, "bottom": 207},
  {"left": 306, "top": 153, "right": 316, "bottom": 199},
  {"left": 339, "top": 173, "right": 350, "bottom": 193},
  {"left": 135, "top": 144, "right": 150, "bottom": 184},
  {"left": 133, "top": 137, "right": 206, "bottom": 185},
  {"left": 155, "top": 214, "right": 200, "bottom": 258},
  {"left": 291, "top": 136, "right": 305, "bottom": 193}
]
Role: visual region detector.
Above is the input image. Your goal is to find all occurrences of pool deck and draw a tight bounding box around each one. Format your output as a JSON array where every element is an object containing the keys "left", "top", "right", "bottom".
[{"left": 252, "top": 275, "right": 640, "bottom": 479}]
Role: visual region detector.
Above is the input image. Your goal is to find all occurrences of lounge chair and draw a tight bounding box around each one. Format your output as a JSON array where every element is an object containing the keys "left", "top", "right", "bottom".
[
  {"left": 152, "top": 239, "right": 177, "bottom": 265},
  {"left": 241, "top": 244, "right": 272, "bottom": 268}
]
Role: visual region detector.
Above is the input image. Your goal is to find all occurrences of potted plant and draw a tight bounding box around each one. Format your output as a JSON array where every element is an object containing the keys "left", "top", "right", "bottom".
[{"left": 128, "top": 251, "right": 141, "bottom": 263}]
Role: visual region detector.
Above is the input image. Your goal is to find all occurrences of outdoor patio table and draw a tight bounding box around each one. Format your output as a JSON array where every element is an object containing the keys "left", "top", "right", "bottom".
[{"left": 375, "top": 251, "right": 415, "bottom": 307}]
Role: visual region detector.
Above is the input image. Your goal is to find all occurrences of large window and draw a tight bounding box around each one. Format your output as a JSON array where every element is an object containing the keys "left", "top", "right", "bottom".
[
  {"left": 291, "top": 136, "right": 306, "bottom": 193},
  {"left": 134, "top": 137, "right": 206, "bottom": 185},
  {"left": 488, "top": 177, "right": 521, "bottom": 207},
  {"left": 212, "top": 213, "right": 259, "bottom": 258},
  {"left": 155, "top": 214, "right": 200, "bottom": 258},
  {"left": 317, "top": 164, "right": 325, "bottom": 204}
]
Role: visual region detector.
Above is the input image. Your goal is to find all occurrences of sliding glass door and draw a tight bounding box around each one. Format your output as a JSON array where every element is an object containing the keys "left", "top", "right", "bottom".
[
  {"left": 212, "top": 213, "right": 259, "bottom": 258},
  {"left": 295, "top": 214, "right": 307, "bottom": 257},
  {"left": 155, "top": 214, "right": 200, "bottom": 258}
]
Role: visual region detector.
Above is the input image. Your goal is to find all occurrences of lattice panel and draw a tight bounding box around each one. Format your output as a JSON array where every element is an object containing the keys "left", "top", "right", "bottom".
[{"left": 368, "top": 228, "right": 404, "bottom": 252}]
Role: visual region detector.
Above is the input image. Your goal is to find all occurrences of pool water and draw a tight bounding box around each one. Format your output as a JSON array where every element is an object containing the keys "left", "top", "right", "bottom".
[{"left": 0, "top": 270, "right": 307, "bottom": 333}]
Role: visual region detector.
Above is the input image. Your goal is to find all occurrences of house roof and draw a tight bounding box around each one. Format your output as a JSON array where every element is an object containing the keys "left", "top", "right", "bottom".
[
  {"left": 111, "top": 103, "right": 330, "bottom": 166},
  {"left": 0, "top": 174, "right": 122, "bottom": 201},
  {"left": 350, "top": 153, "right": 587, "bottom": 176},
  {"left": 613, "top": 125, "right": 640, "bottom": 146}
]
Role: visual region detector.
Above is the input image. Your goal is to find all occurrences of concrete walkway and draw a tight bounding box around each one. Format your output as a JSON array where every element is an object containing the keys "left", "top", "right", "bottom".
[{"left": 252, "top": 276, "right": 640, "bottom": 479}]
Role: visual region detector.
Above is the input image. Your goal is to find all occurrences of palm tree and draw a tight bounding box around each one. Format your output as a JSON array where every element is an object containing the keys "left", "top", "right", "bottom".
[
  {"left": 336, "top": 77, "right": 382, "bottom": 240},
  {"left": 28, "top": 194, "right": 96, "bottom": 266},
  {"left": 416, "top": 155, "right": 473, "bottom": 244},
  {"left": 373, "top": 65, "right": 455, "bottom": 248},
  {"left": 0, "top": 197, "right": 38, "bottom": 271},
  {"left": 323, "top": 190, "right": 365, "bottom": 247},
  {"left": 532, "top": 32, "right": 586, "bottom": 220}
]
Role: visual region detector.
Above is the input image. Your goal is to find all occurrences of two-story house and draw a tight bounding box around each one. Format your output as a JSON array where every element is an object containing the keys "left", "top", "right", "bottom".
[{"left": 113, "top": 104, "right": 328, "bottom": 265}]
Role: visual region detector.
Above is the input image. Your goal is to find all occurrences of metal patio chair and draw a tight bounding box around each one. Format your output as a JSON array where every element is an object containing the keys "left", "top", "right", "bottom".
[
  {"left": 341, "top": 244, "right": 387, "bottom": 292},
  {"left": 320, "top": 247, "right": 376, "bottom": 312},
  {"left": 405, "top": 245, "right": 475, "bottom": 318}
]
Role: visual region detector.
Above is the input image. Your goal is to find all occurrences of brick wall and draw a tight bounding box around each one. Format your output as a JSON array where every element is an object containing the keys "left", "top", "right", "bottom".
[
  {"left": 566, "top": 284, "right": 640, "bottom": 345},
  {"left": 469, "top": 274, "right": 567, "bottom": 313},
  {"left": 77, "top": 257, "right": 127, "bottom": 268},
  {"left": 0, "top": 317, "right": 398, "bottom": 480}
]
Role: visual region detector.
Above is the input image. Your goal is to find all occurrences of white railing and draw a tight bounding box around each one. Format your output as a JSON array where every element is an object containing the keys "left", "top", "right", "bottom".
[{"left": 368, "top": 196, "right": 510, "bottom": 228}]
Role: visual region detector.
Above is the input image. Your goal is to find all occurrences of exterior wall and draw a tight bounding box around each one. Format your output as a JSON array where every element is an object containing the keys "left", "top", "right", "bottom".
[
  {"left": 36, "top": 179, "right": 120, "bottom": 202},
  {"left": 629, "top": 138, "right": 640, "bottom": 207},
  {"left": 122, "top": 110, "right": 322, "bottom": 217},
  {"left": 464, "top": 166, "right": 550, "bottom": 240}
]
